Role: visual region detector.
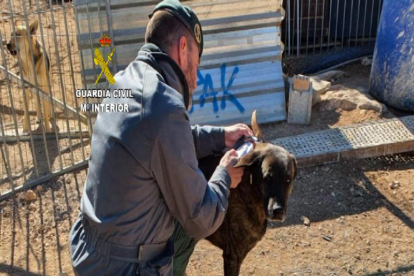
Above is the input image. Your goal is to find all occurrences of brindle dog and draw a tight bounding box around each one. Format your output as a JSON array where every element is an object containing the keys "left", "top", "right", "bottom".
[{"left": 199, "top": 111, "right": 297, "bottom": 276}]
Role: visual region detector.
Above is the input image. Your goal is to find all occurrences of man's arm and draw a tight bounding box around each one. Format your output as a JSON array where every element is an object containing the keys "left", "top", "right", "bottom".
[
  {"left": 151, "top": 109, "right": 231, "bottom": 239},
  {"left": 191, "top": 125, "right": 225, "bottom": 159}
]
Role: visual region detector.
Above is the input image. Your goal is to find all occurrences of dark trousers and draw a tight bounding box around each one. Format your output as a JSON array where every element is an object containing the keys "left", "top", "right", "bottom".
[
  {"left": 172, "top": 221, "right": 198, "bottom": 276},
  {"left": 172, "top": 155, "right": 218, "bottom": 276}
]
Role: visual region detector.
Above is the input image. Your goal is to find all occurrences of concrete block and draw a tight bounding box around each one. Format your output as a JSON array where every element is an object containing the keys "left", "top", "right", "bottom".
[
  {"left": 309, "top": 77, "right": 331, "bottom": 106},
  {"left": 293, "top": 74, "right": 311, "bottom": 91},
  {"left": 288, "top": 77, "right": 313, "bottom": 125}
]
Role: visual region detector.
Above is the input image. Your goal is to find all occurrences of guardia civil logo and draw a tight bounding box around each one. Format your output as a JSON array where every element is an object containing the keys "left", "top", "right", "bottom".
[
  {"left": 94, "top": 34, "right": 116, "bottom": 86},
  {"left": 194, "top": 23, "right": 201, "bottom": 44}
]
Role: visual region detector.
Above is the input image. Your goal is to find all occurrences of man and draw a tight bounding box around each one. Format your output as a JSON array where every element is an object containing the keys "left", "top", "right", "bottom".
[{"left": 69, "top": 0, "right": 253, "bottom": 275}]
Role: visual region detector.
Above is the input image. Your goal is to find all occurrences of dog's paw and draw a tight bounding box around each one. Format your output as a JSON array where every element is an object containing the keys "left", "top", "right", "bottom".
[
  {"left": 51, "top": 124, "right": 60, "bottom": 133},
  {"left": 32, "top": 125, "right": 44, "bottom": 135}
]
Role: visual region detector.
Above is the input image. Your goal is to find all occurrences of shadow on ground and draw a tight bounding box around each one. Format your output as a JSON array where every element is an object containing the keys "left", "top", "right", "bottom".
[{"left": 268, "top": 153, "right": 414, "bottom": 231}]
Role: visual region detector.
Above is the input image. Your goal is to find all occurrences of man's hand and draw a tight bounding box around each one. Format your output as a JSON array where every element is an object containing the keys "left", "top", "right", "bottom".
[
  {"left": 220, "top": 149, "right": 244, "bottom": 188},
  {"left": 224, "top": 124, "right": 254, "bottom": 148}
]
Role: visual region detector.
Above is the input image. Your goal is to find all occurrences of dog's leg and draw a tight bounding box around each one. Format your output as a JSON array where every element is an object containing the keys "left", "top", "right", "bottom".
[
  {"left": 35, "top": 98, "right": 42, "bottom": 124},
  {"left": 44, "top": 100, "right": 58, "bottom": 133},
  {"left": 22, "top": 90, "right": 31, "bottom": 133},
  {"left": 31, "top": 99, "right": 45, "bottom": 134},
  {"left": 43, "top": 100, "right": 51, "bottom": 133},
  {"left": 223, "top": 251, "right": 242, "bottom": 276}
]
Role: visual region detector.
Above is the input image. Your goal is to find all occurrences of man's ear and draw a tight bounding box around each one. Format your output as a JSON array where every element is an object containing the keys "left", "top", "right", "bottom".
[
  {"left": 178, "top": 35, "right": 188, "bottom": 69},
  {"left": 234, "top": 151, "right": 261, "bottom": 168},
  {"left": 29, "top": 20, "right": 39, "bottom": 35}
]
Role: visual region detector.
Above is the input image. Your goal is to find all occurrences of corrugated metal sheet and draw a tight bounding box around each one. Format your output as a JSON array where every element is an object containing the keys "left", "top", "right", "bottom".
[{"left": 74, "top": 0, "right": 286, "bottom": 125}]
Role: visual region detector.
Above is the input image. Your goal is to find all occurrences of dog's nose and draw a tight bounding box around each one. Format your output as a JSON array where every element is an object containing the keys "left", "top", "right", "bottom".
[
  {"left": 267, "top": 198, "right": 283, "bottom": 214},
  {"left": 267, "top": 198, "right": 285, "bottom": 221},
  {"left": 6, "top": 43, "right": 11, "bottom": 50}
]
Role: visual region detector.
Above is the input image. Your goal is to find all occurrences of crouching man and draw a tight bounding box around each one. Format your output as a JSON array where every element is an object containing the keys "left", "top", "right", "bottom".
[{"left": 69, "top": 0, "right": 253, "bottom": 275}]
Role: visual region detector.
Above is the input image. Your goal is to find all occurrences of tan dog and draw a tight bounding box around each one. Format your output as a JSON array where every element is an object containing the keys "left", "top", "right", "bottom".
[{"left": 6, "top": 20, "right": 58, "bottom": 134}]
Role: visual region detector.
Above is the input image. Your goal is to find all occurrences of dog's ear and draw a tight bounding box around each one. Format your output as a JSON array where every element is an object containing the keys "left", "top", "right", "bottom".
[
  {"left": 251, "top": 110, "right": 265, "bottom": 142},
  {"left": 290, "top": 154, "right": 298, "bottom": 179},
  {"left": 29, "top": 21, "right": 39, "bottom": 35},
  {"left": 14, "top": 20, "right": 22, "bottom": 28},
  {"left": 234, "top": 150, "right": 262, "bottom": 168}
]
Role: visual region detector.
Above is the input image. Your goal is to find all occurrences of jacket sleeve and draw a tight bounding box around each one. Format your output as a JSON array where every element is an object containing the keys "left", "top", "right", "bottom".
[
  {"left": 191, "top": 125, "right": 226, "bottom": 159},
  {"left": 150, "top": 109, "right": 231, "bottom": 239}
]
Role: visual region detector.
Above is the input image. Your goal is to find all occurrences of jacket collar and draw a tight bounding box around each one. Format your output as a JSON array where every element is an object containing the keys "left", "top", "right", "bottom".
[{"left": 136, "top": 43, "right": 190, "bottom": 109}]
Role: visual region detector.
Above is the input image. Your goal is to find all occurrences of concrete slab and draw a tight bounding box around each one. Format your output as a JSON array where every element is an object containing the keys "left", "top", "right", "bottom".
[{"left": 272, "top": 116, "right": 414, "bottom": 167}]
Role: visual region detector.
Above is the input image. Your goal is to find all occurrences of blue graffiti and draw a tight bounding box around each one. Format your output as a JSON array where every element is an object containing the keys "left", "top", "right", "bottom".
[{"left": 189, "top": 63, "right": 245, "bottom": 114}]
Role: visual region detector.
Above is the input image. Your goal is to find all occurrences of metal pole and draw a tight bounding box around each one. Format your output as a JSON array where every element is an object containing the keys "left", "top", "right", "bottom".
[
  {"left": 313, "top": 0, "right": 318, "bottom": 53},
  {"left": 50, "top": 185, "right": 63, "bottom": 273},
  {"left": 60, "top": 0, "right": 86, "bottom": 162},
  {"left": 287, "top": 0, "right": 291, "bottom": 55},
  {"left": 377, "top": 0, "right": 382, "bottom": 30},
  {"left": 368, "top": 0, "right": 375, "bottom": 44},
  {"left": 293, "top": 0, "right": 295, "bottom": 55},
  {"left": 355, "top": 0, "right": 361, "bottom": 46},
  {"left": 296, "top": 0, "right": 300, "bottom": 56},
  {"left": 73, "top": 0, "right": 94, "bottom": 136},
  {"left": 341, "top": 0, "right": 347, "bottom": 48},
  {"left": 97, "top": 0, "right": 110, "bottom": 91},
  {"left": 285, "top": 0, "right": 289, "bottom": 55},
  {"left": 320, "top": 0, "right": 325, "bottom": 52},
  {"left": 85, "top": 0, "right": 100, "bottom": 135},
  {"left": 300, "top": 0, "right": 304, "bottom": 55},
  {"left": 327, "top": 0, "right": 332, "bottom": 49},
  {"left": 97, "top": 0, "right": 104, "bottom": 80},
  {"left": 0, "top": 160, "right": 88, "bottom": 201},
  {"left": 6, "top": 0, "right": 40, "bottom": 178},
  {"left": 334, "top": 0, "right": 339, "bottom": 47},
  {"left": 0, "top": 113, "right": 15, "bottom": 192},
  {"left": 348, "top": 0, "right": 354, "bottom": 46},
  {"left": 0, "top": 32, "right": 28, "bottom": 183},
  {"left": 35, "top": 0, "right": 64, "bottom": 171},
  {"left": 362, "top": 0, "right": 368, "bottom": 45},
  {"left": 48, "top": 0, "right": 76, "bottom": 167},
  {"left": 84, "top": 0, "right": 99, "bottom": 83},
  {"left": 105, "top": 0, "right": 117, "bottom": 73},
  {"left": 306, "top": 0, "right": 310, "bottom": 54}
]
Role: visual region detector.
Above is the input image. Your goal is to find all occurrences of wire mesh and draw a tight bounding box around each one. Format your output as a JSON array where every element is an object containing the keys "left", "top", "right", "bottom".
[
  {"left": 282, "top": 0, "right": 383, "bottom": 56},
  {"left": 0, "top": 0, "right": 90, "bottom": 197}
]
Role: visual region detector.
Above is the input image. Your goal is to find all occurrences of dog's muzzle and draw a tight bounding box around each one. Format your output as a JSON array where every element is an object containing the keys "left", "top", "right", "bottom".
[
  {"left": 6, "top": 43, "right": 17, "bottom": 56},
  {"left": 266, "top": 198, "right": 286, "bottom": 222}
]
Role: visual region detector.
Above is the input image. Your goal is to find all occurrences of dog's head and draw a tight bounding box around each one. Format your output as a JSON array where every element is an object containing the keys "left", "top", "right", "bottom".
[
  {"left": 7, "top": 20, "right": 38, "bottom": 56},
  {"left": 235, "top": 111, "right": 297, "bottom": 222}
]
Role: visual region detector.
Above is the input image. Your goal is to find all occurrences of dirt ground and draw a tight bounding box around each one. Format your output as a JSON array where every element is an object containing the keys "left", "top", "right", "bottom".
[{"left": 0, "top": 60, "right": 413, "bottom": 276}]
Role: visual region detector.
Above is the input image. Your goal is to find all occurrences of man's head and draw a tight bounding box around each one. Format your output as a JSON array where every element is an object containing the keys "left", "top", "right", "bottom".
[{"left": 146, "top": 0, "right": 203, "bottom": 97}]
